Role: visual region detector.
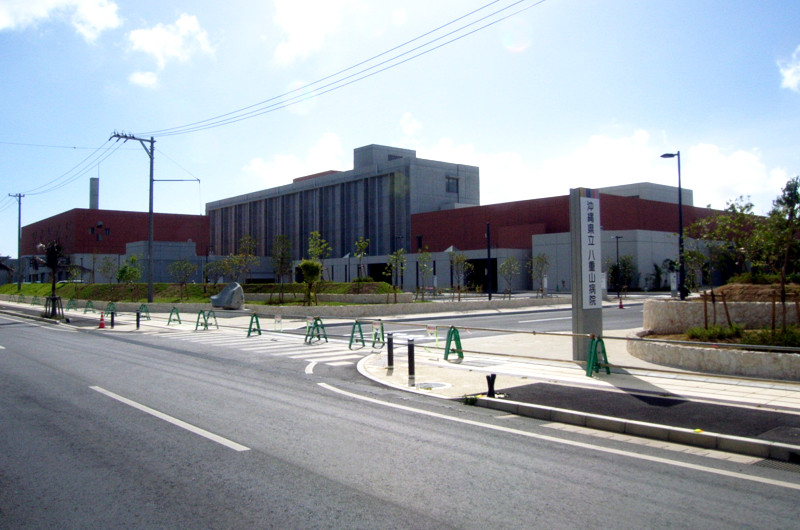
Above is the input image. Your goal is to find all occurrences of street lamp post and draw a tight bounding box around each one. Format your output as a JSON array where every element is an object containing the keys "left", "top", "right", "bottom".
[
  {"left": 661, "top": 151, "right": 686, "bottom": 300},
  {"left": 614, "top": 235, "right": 622, "bottom": 303}
]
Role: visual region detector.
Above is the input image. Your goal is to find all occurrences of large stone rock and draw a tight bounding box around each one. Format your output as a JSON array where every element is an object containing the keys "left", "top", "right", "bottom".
[{"left": 210, "top": 282, "right": 244, "bottom": 310}]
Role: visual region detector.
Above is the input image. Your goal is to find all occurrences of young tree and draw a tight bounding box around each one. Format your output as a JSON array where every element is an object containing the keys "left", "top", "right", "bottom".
[
  {"left": 168, "top": 259, "right": 197, "bottom": 301},
  {"left": 117, "top": 255, "right": 141, "bottom": 299},
  {"left": 686, "top": 196, "right": 758, "bottom": 277},
  {"left": 448, "top": 250, "right": 473, "bottom": 301},
  {"left": 682, "top": 249, "right": 707, "bottom": 292},
  {"left": 417, "top": 248, "right": 432, "bottom": 301},
  {"left": 307, "top": 231, "right": 331, "bottom": 280},
  {"left": 222, "top": 235, "right": 259, "bottom": 284},
  {"left": 527, "top": 253, "right": 550, "bottom": 297},
  {"left": 204, "top": 260, "right": 225, "bottom": 287},
  {"left": 767, "top": 176, "right": 800, "bottom": 331},
  {"left": 384, "top": 248, "right": 407, "bottom": 303},
  {"left": 97, "top": 256, "right": 118, "bottom": 284},
  {"left": 298, "top": 259, "right": 321, "bottom": 306},
  {"left": 270, "top": 234, "right": 293, "bottom": 303},
  {"left": 236, "top": 234, "right": 259, "bottom": 283},
  {"left": 606, "top": 255, "right": 637, "bottom": 293},
  {"left": 354, "top": 237, "right": 370, "bottom": 281},
  {"left": 499, "top": 256, "right": 521, "bottom": 299}
]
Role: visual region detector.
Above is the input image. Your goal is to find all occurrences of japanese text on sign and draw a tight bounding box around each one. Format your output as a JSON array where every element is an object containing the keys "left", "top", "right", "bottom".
[{"left": 580, "top": 196, "right": 602, "bottom": 310}]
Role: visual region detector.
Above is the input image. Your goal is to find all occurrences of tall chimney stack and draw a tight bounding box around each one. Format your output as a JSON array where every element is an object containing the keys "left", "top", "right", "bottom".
[{"left": 90, "top": 177, "right": 99, "bottom": 209}]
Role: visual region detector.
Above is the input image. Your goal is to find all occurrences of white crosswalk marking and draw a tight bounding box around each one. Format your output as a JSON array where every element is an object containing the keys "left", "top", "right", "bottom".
[{"left": 149, "top": 329, "right": 370, "bottom": 366}]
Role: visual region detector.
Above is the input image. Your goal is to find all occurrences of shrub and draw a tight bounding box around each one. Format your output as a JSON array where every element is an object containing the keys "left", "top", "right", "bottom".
[
  {"left": 745, "top": 327, "right": 800, "bottom": 348},
  {"left": 727, "top": 272, "right": 778, "bottom": 285},
  {"left": 687, "top": 323, "right": 744, "bottom": 342}
]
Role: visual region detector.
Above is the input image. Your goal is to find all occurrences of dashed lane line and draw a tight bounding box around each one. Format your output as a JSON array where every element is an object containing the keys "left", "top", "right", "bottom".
[{"left": 90, "top": 386, "right": 250, "bottom": 452}]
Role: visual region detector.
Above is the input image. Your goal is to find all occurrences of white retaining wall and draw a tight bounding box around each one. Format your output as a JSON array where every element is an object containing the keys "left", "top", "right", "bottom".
[
  {"left": 643, "top": 299, "right": 800, "bottom": 334},
  {"left": 628, "top": 331, "right": 800, "bottom": 381}
]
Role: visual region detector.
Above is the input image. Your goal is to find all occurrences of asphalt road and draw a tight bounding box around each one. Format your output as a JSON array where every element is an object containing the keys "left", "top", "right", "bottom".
[{"left": 2, "top": 311, "right": 799, "bottom": 528}]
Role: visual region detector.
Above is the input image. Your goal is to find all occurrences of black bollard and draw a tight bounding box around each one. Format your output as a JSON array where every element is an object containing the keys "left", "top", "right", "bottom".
[
  {"left": 135, "top": 310, "right": 141, "bottom": 330},
  {"left": 110, "top": 311, "right": 115, "bottom": 329},
  {"left": 408, "top": 338, "right": 415, "bottom": 379},
  {"left": 486, "top": 373, "right": 497, "bottom": 398},
  {"left": 387, "top": 332, "right": 394, "bottom": 369}
]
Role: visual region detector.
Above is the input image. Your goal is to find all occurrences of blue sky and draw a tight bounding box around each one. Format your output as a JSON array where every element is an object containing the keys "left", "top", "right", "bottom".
[{"left": 1, "top": 0, "right": 799, "bottom": 258}]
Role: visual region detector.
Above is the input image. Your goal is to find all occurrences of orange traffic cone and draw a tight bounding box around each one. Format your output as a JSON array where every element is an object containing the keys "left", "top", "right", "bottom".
[
  {"left": 99, "top": 312, "right": 106, "bottom": 329},
  {"left": 618, "top": 297, "right": 624, "bottom": 309}
]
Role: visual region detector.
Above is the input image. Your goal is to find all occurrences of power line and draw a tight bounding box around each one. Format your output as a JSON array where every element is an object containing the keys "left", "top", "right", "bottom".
[
  {"left": 23, "top": 140, "right": 123, "bottom": 196},
  {"left": 1, "top": 1, "right": 548, "bottom": 202},
  {"left": 140, "top": 0, "right": 546, "bottom": 137},
  {"left": 141, "top": 0, "right": 505, "bottom": 136},
  {"left": 0, "top": 140, "right": 137, "bottom": 150}
]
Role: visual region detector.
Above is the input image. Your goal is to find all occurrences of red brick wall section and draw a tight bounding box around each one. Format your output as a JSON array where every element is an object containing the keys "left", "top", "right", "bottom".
[
  {"left": 411, "top": 194, "right": 717, "bottom": 252},
  {"left": 21, "top": 209, "right": 209, "bottom": 256}
]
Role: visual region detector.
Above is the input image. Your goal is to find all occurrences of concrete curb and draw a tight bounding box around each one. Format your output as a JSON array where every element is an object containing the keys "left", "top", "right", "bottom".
[{"left": 475, "top": 396, "right": 800, "bottom": 463}]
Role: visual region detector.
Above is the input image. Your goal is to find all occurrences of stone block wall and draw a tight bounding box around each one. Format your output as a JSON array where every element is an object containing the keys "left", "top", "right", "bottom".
[{"left": 643, "top": 299, "right": 800, "bottom": 334}]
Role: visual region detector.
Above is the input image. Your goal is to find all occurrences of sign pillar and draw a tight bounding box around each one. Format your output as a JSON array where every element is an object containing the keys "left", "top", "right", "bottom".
[{"left": 570, "top": 188, "right": 603, "bottom": 360}]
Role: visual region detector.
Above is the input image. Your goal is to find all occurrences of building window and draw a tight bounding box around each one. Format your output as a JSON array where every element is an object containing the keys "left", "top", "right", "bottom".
[
  {"left": 446, "top": 177, "right": 459, "bottom": 194},
  {"left": 89, "top": 227, "right": 95, "bottom": 235},
  {"left": 105, "top": 228, "right": 110, "bottom": 235}
]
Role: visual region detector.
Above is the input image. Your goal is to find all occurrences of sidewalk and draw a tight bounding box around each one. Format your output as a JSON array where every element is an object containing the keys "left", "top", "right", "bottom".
[{"left": 358, "top": 328, "right": 800, "bottom": 463}]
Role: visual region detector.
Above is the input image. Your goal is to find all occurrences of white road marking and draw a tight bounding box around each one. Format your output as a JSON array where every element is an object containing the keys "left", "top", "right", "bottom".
[
  {"left": 90, "top": 386, "right": 250, "bottom": 452},
  {"left": 305, "top": 361, "right": 316, "bottom": 374},
  {"left": 518, "top": 316, "right": 572, "bottom": 323},
  {"left": 318, "top": 383, "right": 800, "bottom": 491},
  {"left": 326, "top": 361, "right": 355, "bottom": 367},
  {"left": 289, "top": 351, "right": 359, "bottom": 360},
  {"left": 297, "top": 354, "right": 361, "bottom": 363}
]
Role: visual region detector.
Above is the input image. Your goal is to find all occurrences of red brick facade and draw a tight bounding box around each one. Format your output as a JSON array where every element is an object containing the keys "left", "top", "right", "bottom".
[
  {"left": 411, "top": 193, "right": 716, "bottom": 252},
  {"left": 21, "top": 209, "right": 209, "bottom": 256}
]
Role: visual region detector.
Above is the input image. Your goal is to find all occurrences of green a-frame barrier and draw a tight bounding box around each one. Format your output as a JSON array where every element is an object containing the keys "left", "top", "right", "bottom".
[
  {"left": 305, "top": 316, "right": 327, "bottom": 344},
  {"left": 585, "top": 335, "right": 610, "bottom": 377},
  {"left": 349, "top": 320, "right": 385, "bottom": 349},
  {"left": 443, "top": 326, "right": 464, "bottom": 361},
  {"left": 248, "top": 313, "right": 262, "bottom": 337}
]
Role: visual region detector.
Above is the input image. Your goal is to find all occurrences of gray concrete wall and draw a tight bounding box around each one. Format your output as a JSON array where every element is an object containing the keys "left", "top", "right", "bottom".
[{"left": 534, "top": 229, "right": 689, "bottom": 292}]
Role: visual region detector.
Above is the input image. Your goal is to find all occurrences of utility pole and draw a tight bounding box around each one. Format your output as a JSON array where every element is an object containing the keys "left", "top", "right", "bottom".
[
  {"left": 8, "top": 193, "right": 24, "bottom": 291},
  {"left": 110, "top": 132, "right": 156, "bottom": 303}
]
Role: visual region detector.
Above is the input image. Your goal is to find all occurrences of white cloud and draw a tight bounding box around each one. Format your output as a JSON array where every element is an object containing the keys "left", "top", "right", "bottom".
[
  {"left": 128, "top": 71, "right": 158, "bottom": 88},
  {"left": 420, "top": 131, "right": 786, "bottom": 215},
  {"left": 400, "top": 112, "right": 422, "bottom": 137},
  {"left": 391, "top": 9, "right": 407, "bottom": 26},
  {"left": 779, "top": 45, "right": 800, "bottom": 92},
  {"left": 242, "top": 133, "right": 345, "bottom": 188},
  {"left": 128, "top": 13, "right": 214, "bottom": 70},
  {"left": 686, "top": 144, "right": 784, "bottom": 214},
  {"left": 0, "top": 0, "right": 120, "bottom": 41},
  {"left": 272, "top": 0, "right": 358, "bottom": 64}
]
